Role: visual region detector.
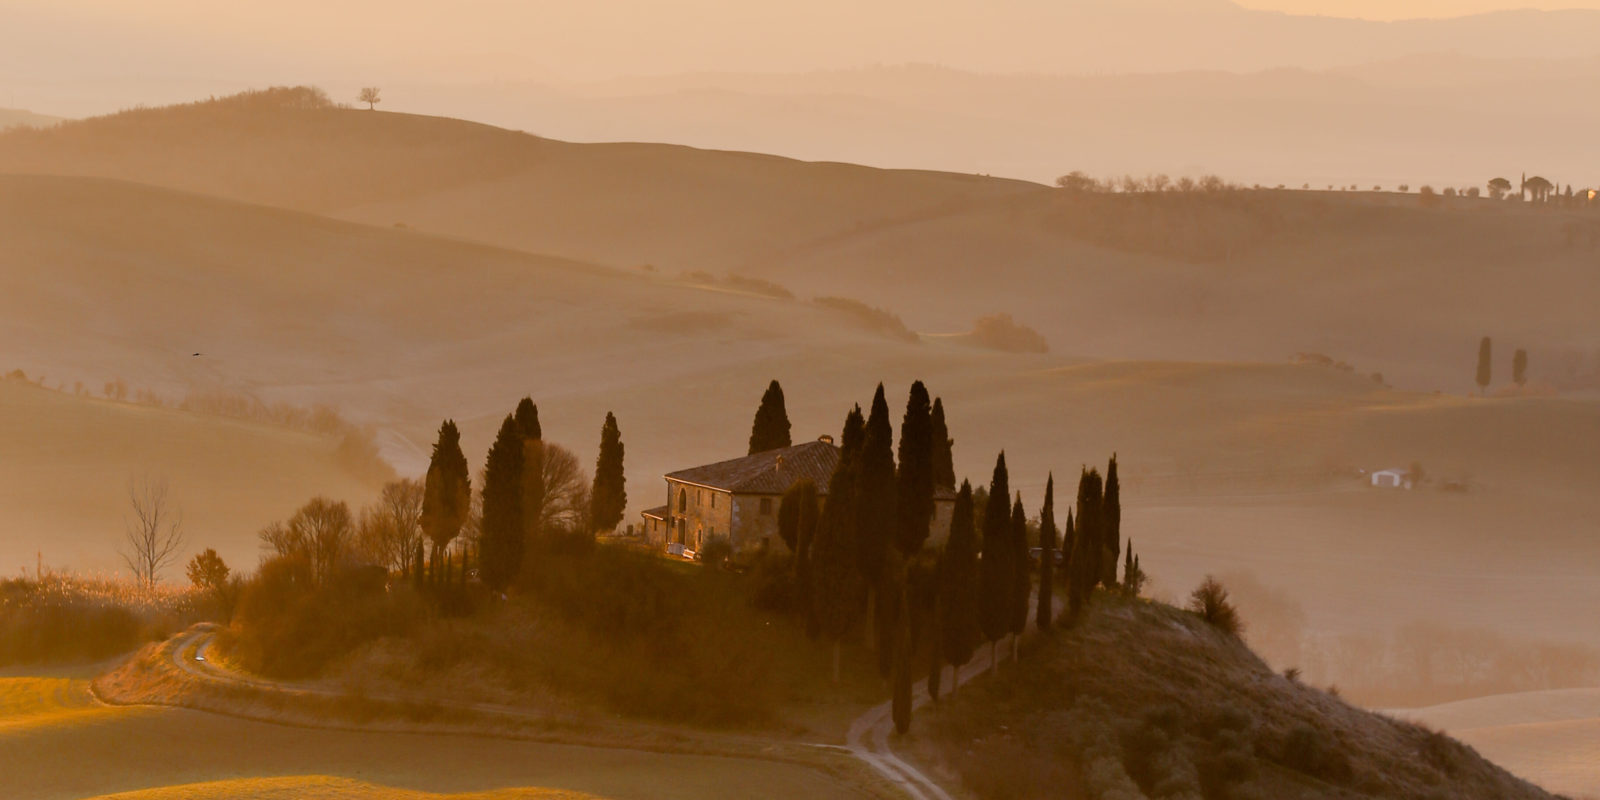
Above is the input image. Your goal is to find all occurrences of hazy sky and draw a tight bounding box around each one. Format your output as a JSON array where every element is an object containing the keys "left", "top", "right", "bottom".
[{"left": 7, "top": 0, "right": 1600, "bottom": 116}]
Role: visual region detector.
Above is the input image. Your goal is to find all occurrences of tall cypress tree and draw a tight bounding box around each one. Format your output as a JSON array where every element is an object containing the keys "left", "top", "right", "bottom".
[
  {"left": 930, "top": 397, "right": 955, "bottom": 491},
  {"left": 1513, "top": 348, "right": 1529, "bottom": 387},
  {"left": 748, "top": 379, "right": 792, "bottom": 454},
  {"left": 781, "top": 479, "right": 822, "bottom": 633},
  {"left": 812, "top": 406, "right": 867, "bottom": 681},
  {"left": 479, "top": 414, "right": 525, "bottom": 592},
  {"left": 1102, "top": 455, "right": 1121, "bottom": 590},
  {"left": 590, "top": 412, "right": 627, "bottom": 532},
  {"left": 858, "top": 384, "right": 899, "bottom": 675},
  {"left": 514, "top": 397, "right": 541, "bottom": 440},
  {"left": 1476, "top": 336, "right": 1493, "bottom": 394},
  {"left": 1068, "top": 468, "right": 1103, "bottom": 619},
  {"left": 1036, "top": 474, "right": 1057, "bottom": 631},
  {"left": 936, "top": 481, "right": 980, "bottom": 695},
  {"left": 1123, "top": 540, "right": 1137, "bottom": 597},
  {"left": 1007, "top": 493, "right": 1030, "bottom": 662},
  {"left": 905, "top": 552, "right": 939, "bottom": 702},
  {"left": 891, "top": 599, "right": 913, "bottom": 734},
  {"left": 420, "top": 419, "right": 471, "bottom": 581},
  {"left": 858, "top": 384, "right": 898, "bottom": 584},
  {"left": 896, "top": 381, "right": 935, "bottom": 556},
  {"left": 979, "top": 452, "right": 1012, "bottom": 672}
]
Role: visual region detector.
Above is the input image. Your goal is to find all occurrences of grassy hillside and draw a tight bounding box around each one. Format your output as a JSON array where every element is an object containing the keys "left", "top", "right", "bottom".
[
  {"left": 0, "top": 109, "right": 62, "bottom": 130},
  {"left": 909, "top": 596, "right": 1561, "bottom": 800},
  {"left": 3, "top": 172, "right": 1598, "bottom": 714},
  {"left": 0, "top": 377, "right": 385, "bottom": 578},
  {"left": 4, "top": 89, "right": 1595, "bottom": 391}
]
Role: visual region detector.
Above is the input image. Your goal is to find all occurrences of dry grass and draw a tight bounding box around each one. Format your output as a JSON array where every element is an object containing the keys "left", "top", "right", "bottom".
[
  {"left": 322, "top": 547, "right": 886, "bottom": 733},
  {"left": 913, "top": 594, "right": 1563, "bottom": 800},
  {"left": 0, "top": 572, "right": 201, "bottom": 666}
]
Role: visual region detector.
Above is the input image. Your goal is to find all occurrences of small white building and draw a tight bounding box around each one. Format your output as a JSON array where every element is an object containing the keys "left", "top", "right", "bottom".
[{"left": 1370, "top": 468, "right": 1413, "bottom": 489}]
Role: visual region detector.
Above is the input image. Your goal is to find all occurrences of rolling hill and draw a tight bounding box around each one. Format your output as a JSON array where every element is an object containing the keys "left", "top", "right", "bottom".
[
  {"left": 0, "top": 377, "right": 385, "bottom": 580},
  {"left": 3, "top": 170, "right": 1599, "bottom": 694},
  {"left": 4, "top": 90, "right": 1598, "bottom": 395}
]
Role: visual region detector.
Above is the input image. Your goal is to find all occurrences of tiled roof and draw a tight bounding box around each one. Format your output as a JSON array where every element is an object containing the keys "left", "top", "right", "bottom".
[
  {"left": 664, "top": 439, "right": 959, "bottom": 501},
  {"left": 666, "top": 440, "right": 840, "bottom": 495},
  {"left": 641, "top": 505, "right": 669, "bottom": 519}
]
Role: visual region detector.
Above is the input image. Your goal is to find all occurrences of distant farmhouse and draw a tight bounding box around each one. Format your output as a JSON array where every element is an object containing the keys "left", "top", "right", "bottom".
[
  {"left": 643, "top": 436, "right": 956, "bottom": 557},
  {"left": 1370, "top": 468, "right": 1413, "bottom": 490}
]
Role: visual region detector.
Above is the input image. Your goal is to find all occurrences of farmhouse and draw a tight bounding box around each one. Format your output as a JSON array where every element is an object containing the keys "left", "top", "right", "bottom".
[
  {"left": 1370, "top": 468, "right": 1413, "bottom": 489},
  {"left": 642, "top": 436, "right": 956, "bottom": 557}
]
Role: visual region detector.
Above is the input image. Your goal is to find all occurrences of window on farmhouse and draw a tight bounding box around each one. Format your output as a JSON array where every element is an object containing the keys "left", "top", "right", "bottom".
[
  {"left": 711, "top": 493, "right": 716, "bottom": 509},
  {"left": 760, "top": 497, "right": 773, "bottom": 515}
]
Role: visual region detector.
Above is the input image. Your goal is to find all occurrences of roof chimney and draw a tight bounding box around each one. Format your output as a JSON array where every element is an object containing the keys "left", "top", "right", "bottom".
[
  {"left": 775, "top": 455, "right": 785, "bottom": 470},
  {"left": 818, "top": 434, "right": 834, "bottom": 445}
]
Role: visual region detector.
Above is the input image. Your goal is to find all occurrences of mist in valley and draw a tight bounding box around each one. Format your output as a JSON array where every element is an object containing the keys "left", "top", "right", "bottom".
[{"left": 3, "top": 3, "right": 1599, "bottom": 799}]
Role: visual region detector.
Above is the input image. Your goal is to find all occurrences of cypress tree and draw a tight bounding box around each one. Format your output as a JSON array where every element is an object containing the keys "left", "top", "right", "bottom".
[
  {"left": 1068, "top": 468, "right": 1103, "bottom": 619},
  {"left": 905, "top": 553, "right": 939, "bottom": 703},
  {"left": 1059, "top": 509, "right": 1073, "bottom": 623},
  {"left": 858, "top": 383, "right": 898, "bottom": 584},
  {"left": 1036, "top": 474, "right": 1057, "bottom": 630},
  {"left": 590, "top": 412, "right": 627, "bottom": 532},
  {"left": 1476, "top": 336, "right": 1493, "bottom": 394},
  {"left": 979, "top": 452, "right": 1012, "bottom": 673},
  {"left": 748, "top": 379, "right": 792, "bottom": 454},
  {"left": 1102, "top": 455, "right": 1122, "bottom": 590},
  {"left": 895, "top": 381, "right": 935, "bottom": 556},
  {"left": 779, "top": 479, "right": 822, "bottom": 633},
  {"left": 812, "top": 406, "right": 867, "bottom": 681},
  {"left": 937, "top": 481, "right": 980, "bottom": 695},
  {"left": 891, "top": 602, "right": 913, "bottom": 734},
  {"left": 479, "top": 414, "right": 525, "bottom": 593},
  {"left": 1513, "top": 348, "right": 1529, "bottom": 387},
  {"left": 1007, "top": 493, "right": 1030, "bottom": 662},
  {"left": 930, "top": 397, "right": 955, "bottom": 491},
  {"left": 411, "top": 539, "right": 425, "bottom": 593},
  {"left": 514, "top": 397, "right": 541, "bottom": 440},
  {"left": 778, "top": 479, "right": 819, "bottom": 554},
  {"left": 1123, "top": 540, "right": 1137, "bottom": 597},
  {"left": 421, "top": 419, "right": 471, "bottom": 580},
  {"left": 858, "top": 385, "right": 899, "bottom": 675}
]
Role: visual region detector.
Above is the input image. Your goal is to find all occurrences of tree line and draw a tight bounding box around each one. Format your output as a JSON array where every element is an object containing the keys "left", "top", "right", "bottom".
[
  {"left": 250, "top": 398, "right": 628, "bottom": 596},
  {"left": 764, "top": 379, "right": 1142, "bottom": 734}
]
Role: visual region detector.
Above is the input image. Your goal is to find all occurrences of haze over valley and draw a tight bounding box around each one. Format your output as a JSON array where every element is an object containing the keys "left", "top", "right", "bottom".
[{"left": 3, "top": 4, "right": 1599, "bottom": 799}]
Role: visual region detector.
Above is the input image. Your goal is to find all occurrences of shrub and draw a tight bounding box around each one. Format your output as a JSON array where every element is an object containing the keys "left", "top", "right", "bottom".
[
  {"left": 0, "top": 575, "right": 197, "bottom": 665},
  {"left": 965, "top": 313, "right": 1050, "bottom": 354},
  {"left": 1188, "top": 576, "right": 1243, "bottom": 637},
  {"left": 227, "top": 557, "right": 425, "bottom": 679},
  {"left": 699, "top": 535, "right": 733, "bottom": 569},
  {"left": 1277, "top": 724, "right": 1353, "bottom": 784},
  {"left": 813, "top": 297, "right": 919, "bottom": 343}
]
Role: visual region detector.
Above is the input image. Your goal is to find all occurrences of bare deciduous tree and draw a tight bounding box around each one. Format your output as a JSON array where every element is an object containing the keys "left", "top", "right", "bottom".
[
  {"left": 259, "top": 497, "right": 354, "bottom": 585},
  {"left": 528, "top": 441, "right": 591, "bottom": 537},
  {"left": 356, "top": 478, "right": 425, "bottom": 573},
  {"left": 358, "top": 87, "right": 382, "bottom": 110},
  {"left": 122, "top": 476, "right": 184, "bottom": 586}
]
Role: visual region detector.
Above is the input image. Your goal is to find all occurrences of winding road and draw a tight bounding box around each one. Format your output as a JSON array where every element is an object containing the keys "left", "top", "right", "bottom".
[{"left": 164, "top": 625, "right": 994, "bottom": 800}]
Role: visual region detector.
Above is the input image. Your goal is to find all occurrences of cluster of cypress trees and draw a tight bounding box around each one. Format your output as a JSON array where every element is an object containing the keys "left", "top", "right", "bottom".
[
  {"left": 420, "top": 398, "right": 628, "bottom": 595},
  {"left": 760, "top": 379, "right": 1142, "bottom": 734}
]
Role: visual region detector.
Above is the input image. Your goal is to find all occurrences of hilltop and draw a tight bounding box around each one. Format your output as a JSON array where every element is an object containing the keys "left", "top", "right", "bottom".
[
  {"left": 4, "top": 89, "right": 1596, "bottom": 392},
  {"left": 911, "top": 596, "right": 1561, "bottom": 800}
]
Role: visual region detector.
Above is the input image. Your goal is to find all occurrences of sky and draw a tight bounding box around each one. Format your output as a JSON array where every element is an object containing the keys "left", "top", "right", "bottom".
[{"left": 6, "top": 0, "right": 1600, "bottom": 116}]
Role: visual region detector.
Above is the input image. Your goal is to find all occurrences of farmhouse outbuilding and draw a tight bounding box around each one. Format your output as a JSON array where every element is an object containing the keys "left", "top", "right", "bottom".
[{"left": 1370, "top": 468, "right": 1413, "bottom": 489}]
